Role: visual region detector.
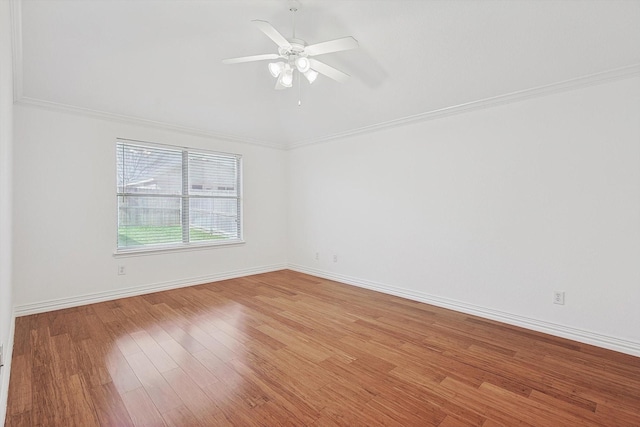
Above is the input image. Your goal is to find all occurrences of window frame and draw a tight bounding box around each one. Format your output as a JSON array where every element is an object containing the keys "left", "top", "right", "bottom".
[{"left": 115, "top": 138, "right": 244, "bottom": 255}]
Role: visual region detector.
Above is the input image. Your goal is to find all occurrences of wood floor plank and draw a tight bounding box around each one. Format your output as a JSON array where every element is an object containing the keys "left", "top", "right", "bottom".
[
  {"left": 5, "top": 355, "right": 31, "bottom": 416},
  {"left": 161, "top": 405, "right": 203, "bottom": 427},
  {"left": 161, "top": 367, "right": 230, "bottom": 426},
  {"left": 87, "top": 381, "right": 134, "bottom": 427},
  {"left": 122, "top": 351, "right": 182, "bottom": 415},
  {"left": 129, "top": 330, "right": 179, "bottom": 373},
  {"left": 157, "top": 338, "right": 220, "bottom": 388},
  {"left": 120, "top": 387, "right": 167, "bottom": 427},
  {"left": 103, "top": 346, "right": 142, "bottom": 395},
  {"left": 437, "top": 415, "right": 475, "bottom": 427},
  {"left": 5, "top": 270, "right": 640, "bottom": 426}
]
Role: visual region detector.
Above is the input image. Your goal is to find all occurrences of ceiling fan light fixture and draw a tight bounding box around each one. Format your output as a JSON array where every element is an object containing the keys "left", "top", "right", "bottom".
[
  {"left": 295, "top": 56, "right": 311, "bottom": 73},
  {"left": 304, "top": 69, "right": 318, "bottom": 84},
  {"left": 279, "top": 68, "right": 294, "bottom": 87},
  {"left": 268, "top": 61, "right": 285, "bottom": 77}
]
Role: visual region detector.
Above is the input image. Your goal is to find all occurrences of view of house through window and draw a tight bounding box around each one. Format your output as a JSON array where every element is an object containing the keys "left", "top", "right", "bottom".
[{"left": 116, "top": 139, "right": 242, "bottom": 250}]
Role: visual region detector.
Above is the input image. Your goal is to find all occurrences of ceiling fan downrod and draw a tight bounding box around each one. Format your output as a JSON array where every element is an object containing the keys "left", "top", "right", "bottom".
[{"left": 289, "top": 0, "right": 299, "bottom": 39}]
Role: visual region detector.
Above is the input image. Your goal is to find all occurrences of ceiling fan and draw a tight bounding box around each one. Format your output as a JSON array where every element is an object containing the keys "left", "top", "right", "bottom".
[{"left": 222, "top": 0, "right": 359, "bottom": 90}]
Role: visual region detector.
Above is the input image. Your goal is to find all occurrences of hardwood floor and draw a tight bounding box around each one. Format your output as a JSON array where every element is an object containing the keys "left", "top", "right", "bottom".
[{"left": 5, "top": 270, "right": 640, "bottom": 426}]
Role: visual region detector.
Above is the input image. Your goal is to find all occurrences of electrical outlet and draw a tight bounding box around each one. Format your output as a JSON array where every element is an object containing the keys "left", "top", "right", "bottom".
[
  {"left": 118, "top": 265, "right": 126, "bottom": 275},
  {"left": 333, "top": 254, "right": 338, "bottom": 263},
  {"left": 315, "top": 252, "right": 319, "bottom": 261},
  {"left": 553, "top": 291, "right": 565, "bottom": 305}
]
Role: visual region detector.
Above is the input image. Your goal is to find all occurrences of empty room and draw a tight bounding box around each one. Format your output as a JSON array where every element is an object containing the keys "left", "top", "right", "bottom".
[{"left": 1, "top": 0, "right": 639, "bottom": 426}]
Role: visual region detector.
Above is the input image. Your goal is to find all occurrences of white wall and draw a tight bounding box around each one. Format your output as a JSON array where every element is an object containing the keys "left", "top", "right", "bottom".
[
  {"left": 12, "top": 105, "right": 288, "bottom": 311},
  {"left": 288, "top": 76, "right": 640, "bottom": 355},
  {"left": 0, "top": 1, "right": 14, "bottom": 423},
  {"left": 6, "top": 55, "right": 640, "bottom": 404}
]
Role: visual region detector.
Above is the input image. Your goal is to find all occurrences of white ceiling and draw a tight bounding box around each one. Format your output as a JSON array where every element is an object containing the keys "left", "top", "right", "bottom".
[{"left": 16, "top": 0, "right": 640, "bottom": 148}]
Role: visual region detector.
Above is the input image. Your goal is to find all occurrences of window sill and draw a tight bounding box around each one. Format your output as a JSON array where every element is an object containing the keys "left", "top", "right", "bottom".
[{"left": 113, "top": 239, "right": 245, "bottom": 258}]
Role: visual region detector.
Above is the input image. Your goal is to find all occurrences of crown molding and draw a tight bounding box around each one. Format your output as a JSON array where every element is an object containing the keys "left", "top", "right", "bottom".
[
  {"left": 10, "top": 0, "right": 638, "bottom": 151},
  {"left": 16, "top": 97, "right": 286, "bottom": 150},
  {"left": 288, "top": 64, "right": 640, "bottom": 150},
  {"left": 9, "top": 0, "right": 22, "bottom": 102},
  {"left": 9, "top": 0, "right": 282, "bottom": 150},
  {"left": 18, "top": 64, "right": 638, "bottom": 152}
]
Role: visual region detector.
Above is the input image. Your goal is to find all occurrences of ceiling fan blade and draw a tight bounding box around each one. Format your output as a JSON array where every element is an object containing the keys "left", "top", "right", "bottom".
[
  {"left": 222, "top": 53, "right": 280, "bottom": 64},
  {"left": 308, "top": 58, "right": 350, "bottom": 83},
  {"left": 304, "top": 36, "right": 359, "bottom": 56},
  {"left": 252, "top": 20, "right": 292, "bottom": 50}
]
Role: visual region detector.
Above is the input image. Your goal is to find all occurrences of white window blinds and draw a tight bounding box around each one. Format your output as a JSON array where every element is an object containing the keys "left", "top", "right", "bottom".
[{"left": 116, "top": 139, "right": 242, "bottom": 251}]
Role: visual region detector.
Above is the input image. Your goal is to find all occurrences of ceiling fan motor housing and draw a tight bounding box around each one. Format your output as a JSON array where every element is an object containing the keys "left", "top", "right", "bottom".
[
  {"left": 279, "top": 40, "right": 306, "bottom": 57},
  {"left": 278, "top": 40, "right": 310, "bottom": 72}
]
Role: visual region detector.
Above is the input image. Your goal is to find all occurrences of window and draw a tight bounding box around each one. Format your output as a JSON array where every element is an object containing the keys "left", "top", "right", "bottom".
[{"left": 116, "top": 139, "right": 242, "bottom": 252}]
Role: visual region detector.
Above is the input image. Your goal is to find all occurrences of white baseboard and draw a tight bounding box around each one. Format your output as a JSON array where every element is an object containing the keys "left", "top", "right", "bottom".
[
  {"left": 0, "top": 310, "right": 16, "bottom": 426},
  {"left": 288, "top": 264, "right": 640, "bottom": 358},
  {"left": 13, "top": 264, "right": 287, "bottom": 317},
  {"left": 10, "top": 263, "right": 640, "bottom": 358}
]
